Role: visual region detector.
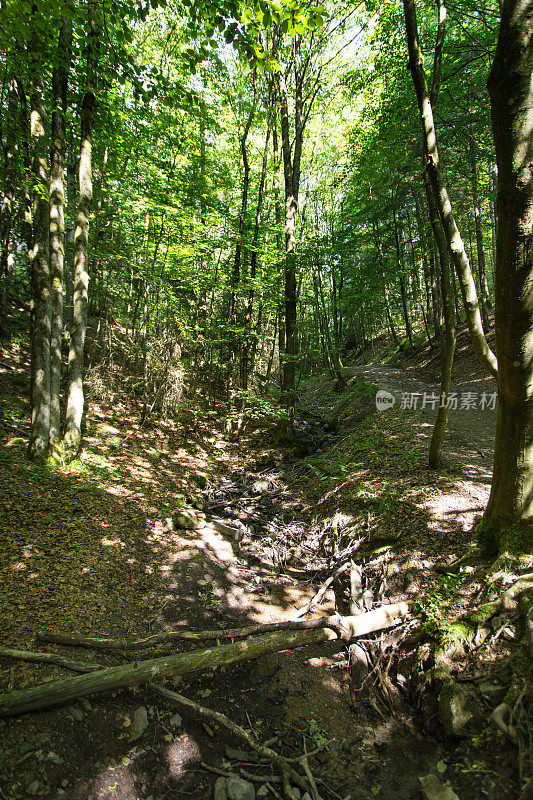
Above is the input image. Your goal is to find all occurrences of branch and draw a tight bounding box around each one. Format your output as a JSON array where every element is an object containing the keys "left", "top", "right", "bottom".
[{"left": 3, "top": 604, "right": 413, "bottom": 717}]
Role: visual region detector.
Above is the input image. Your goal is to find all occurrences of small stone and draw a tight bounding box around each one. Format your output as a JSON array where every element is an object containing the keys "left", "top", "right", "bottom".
[
  {"left": 173, "top": 507, "right": 206, "bottom": 530},
  {"left": 214, "top": 777, "right": 228, "bottom": 800},
  {"left": 192, "top": 472, "right": 209, "bottom": 489},
  {"left": 66, "top": 705, "right": 83, "bottom": 721},
  {"left": 198, "top": 688, "right": 212, "bottom": 698},
  {"left": 227, "top": 774, "right": 255, "bottom": 800},
  {"left": 80, "top": 699, "right": 92, "bottom": 711},
  {"left": 128, "top": 706, "right": 149, "bottom": 742},
  {"left": 225, "top": 746, "right": 250, "bottom": 761},
  {"left": 301, "top": 794, "right": 312, "bottom": 800},
  {"left": 46, "top": 751, "right": 63, "bottom": 764},
  {"left": 27, "top": 781, "right": 40, "bottom": 795},
  {"left": 170, "top": 713, "right": 182, "bottom": 728},
  {"left": 437, "top": 682, "right": 475, "bottom": 737},
  {"left": 291, "top": 789, "right": 301, "bottom": 799},
  {"left": 256, "top": 786, "right": 268, "bottom": 799}
]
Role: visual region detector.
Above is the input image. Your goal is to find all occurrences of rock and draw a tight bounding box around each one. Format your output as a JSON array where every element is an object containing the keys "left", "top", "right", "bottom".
[
  {"left": 437, "top": 682, "right": 475, "bottom": 737},
  {"left": 256, "top": 786, "right": 269, "bottom": 798},
  {"left": 301, "top": 794, "right": 312, "bottom": 800},
  {"left": 227, "top": 774, "right": 255, "bottom": 800},
  {"left": 46, "top": 752, "right": 63, "bottom": 764},
  {"left": 192, "top": 472, "right": 209, "bottom": 489},
  {"left": 419, "top": 774, "right": 460, "bottom": 800},
  {"left": 128, "top": 706, "right": 149, "bottom": 742},
  {"left": 173, "top": 507, "right": 206, "bottom": 530},
  {"left": 291, "top": 789, "right": 301, "bottom": 799},
  {"left": 80, "top": 699, "right": 92, "bottom": 712},
  {"left": 214, "top": 777, "right": 228, "bottom": 800},
  {"left": 169, "top": 712, "right": 182, "bottom": 728},
  {"left": 66, "top": 705, "right": 83, "bottom": 721},
  {"left": 225, "top": 746, "right": 250, "bottom": 761},
  {"left": 26, "top": 781, "right": 40, "bottom": 795}
]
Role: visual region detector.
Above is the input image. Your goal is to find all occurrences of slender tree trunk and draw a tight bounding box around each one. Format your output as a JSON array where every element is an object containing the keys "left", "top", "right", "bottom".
[
  {"left": 28, "top": 46, "right": 51, "bottom": 460},
  {"left": 242, "top": 110, "right": 271, "bottom": 391},
  {"left": 395, "top": 218, "right": 414, "bottom": 348},
  {"left": 403, "top": 0, "right": 497, "bottom": 378},
  {"left": 65, "top": 145, "right": 76, "bottom": 327},
  {"left": 229, "top": 90, "right": 256, "bottom": 394},
  {"left": 482, "top": 0, "right": 533, "bottom": 552},
  {"left": 272, "top": 122, "right": 285, "bottom": 392},
  {"left": 278, "top": 70, "right": 298, "bottom": 415},
  {"left": 372, "top": 219, "right": 400, "bottom": 347},
  {"left": 49, "top": 15, "right": 73, "bottom": 448},
  {"left": 469, "top": 129, "right": 491, "bottom": 329},
  {"left": 0, "top": 77, "right": 18, "bottom": 336},
  {"left": 63, "top": 0, "right": 98, "bottom": 458}
]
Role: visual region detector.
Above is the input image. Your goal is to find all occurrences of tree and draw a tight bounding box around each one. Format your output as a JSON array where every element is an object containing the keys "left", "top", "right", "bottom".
[
  {"left": 63, "top": 0, "right": 98, "bottom": 458},
  {"left": 482, "top": 0, "right": 533, "bottom": 552}
]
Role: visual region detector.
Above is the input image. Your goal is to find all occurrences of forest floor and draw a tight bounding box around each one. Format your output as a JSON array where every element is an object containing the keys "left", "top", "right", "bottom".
[{"left": 0, "top": 314, "right": 531, "bottom": 800}]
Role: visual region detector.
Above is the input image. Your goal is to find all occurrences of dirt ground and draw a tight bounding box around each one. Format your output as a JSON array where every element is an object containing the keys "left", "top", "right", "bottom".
[{"left": 0, "top": 319, "right": 528, "bottom": 800}]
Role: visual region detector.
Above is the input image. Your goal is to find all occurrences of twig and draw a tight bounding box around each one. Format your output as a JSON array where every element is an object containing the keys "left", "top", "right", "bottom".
[
  {"left": 301, "top": 739, "right": 322, "bottom": 800},
  {"left": 150, "top": 683, "right": 310, "bottom": 794},
  {"left": 291, "top": 562, "right": 351, "bottom": 620},
  {"left": 200, "top": 762, "right": 230, "bottom": 778}
]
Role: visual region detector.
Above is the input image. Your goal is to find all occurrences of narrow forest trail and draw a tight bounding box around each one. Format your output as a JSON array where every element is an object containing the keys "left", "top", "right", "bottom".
[{"left": 354, "top": 360, "right": 496, "bottom": 537}]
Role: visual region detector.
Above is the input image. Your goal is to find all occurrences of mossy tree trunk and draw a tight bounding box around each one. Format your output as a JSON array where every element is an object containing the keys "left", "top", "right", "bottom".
[
  {"left": 63, "top": 0, "right": 97, "bottom": 459},
  {"left": 482, "top": 0, "right": 533, "bottom": 553},
  {"left": 49, "top": 14, "right": 73, "bottom": 449},
  {"left": 28, "top": 46, "right": 51, "bottom": 460}
]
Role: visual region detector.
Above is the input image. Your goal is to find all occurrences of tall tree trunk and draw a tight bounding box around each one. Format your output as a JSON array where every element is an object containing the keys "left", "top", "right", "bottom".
[
  {"left": 278, "top": 70, "right": 298, "bottom": 416},
  {"left": 468, "top": 128, "right": 491, "bottom": 329},
  {"left": 372, "top": 219, "right": 400, "bottom": 348},
  {"left": 28, "top": 44, "right": 51, "bottom": 460},
  {"left": 63, "top": 0, "right": 97, "bottom": 458},
  {"left": 49, "top": 14, "right": 73, "bottom": 448},
  {"left": 482, "top": 0, "right": 533, "bottom": 552},
  {"left": 229, "top": 88, "right": 256, "bottom": 390},
  {"left": 0, "top": 77, "right": 18, "bottom": 336},
  {"left": 394, "top": 211, "right": 414, "bottom": 348},
  {"left": 272, "top": 122, "right": 285, "bottom": 392},
  {"left": 403, "top": 0, "right": 497, "bottom": 378},
  {"left": 65, "top": 144, "right": 76, "bottom": 327},
  {"left": 241, "top": 109, "right": 271, "bottom": 391}
]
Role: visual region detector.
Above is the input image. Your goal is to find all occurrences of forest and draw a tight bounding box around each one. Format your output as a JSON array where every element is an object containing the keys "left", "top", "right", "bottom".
[{"left": 0, "top": 0, "right": 532, "bottom": 799}]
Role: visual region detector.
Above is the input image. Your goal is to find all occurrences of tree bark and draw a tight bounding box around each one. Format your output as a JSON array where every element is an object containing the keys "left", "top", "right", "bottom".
[
  {"left": 403, "top": 0, "right": 498, "bottom": 379},
  {"left": 49, "top": 14, "right": 73, "bottom": 448},
  {"left": 63, "top": 0, "right": 98, "bottom": 458},
  {"left": 468, "top": 128, "right": 492, "bottom": 330},
  {"left": 0, "top": 77, "right": 18, "bottom": 336},
  {"left": 482, "top": 0, "right": 533, "bottom": 552},
  {"left": 28, "top": 43, "right": 51, "bottom": 460}
]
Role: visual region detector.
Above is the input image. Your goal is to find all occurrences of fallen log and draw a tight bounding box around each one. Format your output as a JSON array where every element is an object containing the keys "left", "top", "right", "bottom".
[
  {"left": 0, "top": 648, "right": 102, "bottom": 673},
  {"left": 0, "top": 603, "right": 412, "bottom": 718},
  {"left": 37, "top": 603, "right": 410, "bottom": 651}
]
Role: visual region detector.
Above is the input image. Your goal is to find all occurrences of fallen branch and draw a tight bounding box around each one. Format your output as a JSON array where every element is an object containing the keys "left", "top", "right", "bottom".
[
  {"left": 0, "top": 647, "right": 103, "bottom": 673},
  {"left": 37, "top": 602, "right": 409, "bottom": 651},
  {"left": 151, "top": 683, "right": 309, "bottom": 795},
  {"left": 291, "top": 562, "right": 351, "bottom": 620},
  {"left": 1, "top": 603, "right": 412, "bottom": 717}
]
